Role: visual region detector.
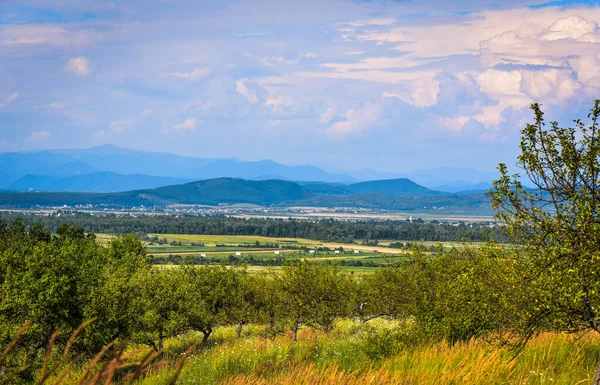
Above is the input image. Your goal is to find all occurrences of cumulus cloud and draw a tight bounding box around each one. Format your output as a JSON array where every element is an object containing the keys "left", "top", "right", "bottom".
[
  {"left": 172, "top": 67, "right": 209, "bottom": 81},
  {"left": 324, "top": 102, "right": 381, "bottom": 137},
  {"left": 168, "top": 118, "right": 199, "bottom": 133},
  {"left": 320, "top": 107, "right": 335, "bottom": 124},
  {"left": 24, "top": 130, "right": 50, "bottom": 142},
  {"left": 236, "top": 80, "right": 259, "bottom": 103},
  {"left": 94, "top": 109, "right": 151, "bottom": 140},
  {"left": 383, "top": 77, "right": 441, "bottom": 108},
  {"left": 327, "top": 7, "right": 600, "bottom": 139},
  {"left": 0, "top": 92, "right": 19, "bottom": 108},
  {"left": 66, "top": 56, "right": 91, "bottom": 76}
]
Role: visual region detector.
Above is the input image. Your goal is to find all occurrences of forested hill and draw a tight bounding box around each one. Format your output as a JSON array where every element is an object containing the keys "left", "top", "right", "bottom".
[{"left": 0, "top": 177, "right": 493, "bottom": 213}]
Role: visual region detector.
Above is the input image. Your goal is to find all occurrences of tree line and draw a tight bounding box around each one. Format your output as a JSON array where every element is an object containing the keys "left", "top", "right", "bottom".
[{"left": 0, "top": 214, "right": 506, "bottom": 243}]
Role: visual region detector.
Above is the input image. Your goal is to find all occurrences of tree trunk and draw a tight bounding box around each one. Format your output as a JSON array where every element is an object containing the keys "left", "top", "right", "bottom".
[
  {"left": 201, "top": 326, "right": 213, "bottom": 344},
  {"left": 359, "top": 302, "right": 366, "bottom": 325},
  {"left": 291, "top": 321, "right": 300, "bottom": 342},
  {"left": 158, "top": 332, "right": 164, "bottom": 352},
  {"left": 592, "top": 357, "right": 600, "bottom": 385},
  {"left": 236, "top": 321, "right": 244, "bottom": 339}
]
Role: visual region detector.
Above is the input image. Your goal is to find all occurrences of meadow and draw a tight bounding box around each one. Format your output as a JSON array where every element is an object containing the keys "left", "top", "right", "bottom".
[{"left": 134, "top": 321, "right": 600, "bottom": 385}]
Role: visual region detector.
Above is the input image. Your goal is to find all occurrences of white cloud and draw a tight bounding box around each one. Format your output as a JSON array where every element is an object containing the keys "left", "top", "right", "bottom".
[
  {"left": 299, "top": 69, "right": 438, "bottom": 85},
  {"left": 236, "top": 80, "right": 259, "bottom": 103},
  {"left": 0, "top": 92, "right": 19, "bottom": 108},
  {"left": 337, "top": 18, "right": 397, "bottom": 27},
  {"left": 539, "top": 15, "right": 598, "bottom": 41},
  {"left": 172, "top": 67, "right": 209, "bottom": 81},
  {"left": 383, "top": 77, "right": 441, "bottom": 107},
  {"left": 440, "top": 116, "right": 471, "bottom": 133},
  {"left": 108, "top": 119, "right": 136, "bottom": 134},
  {"left": 66, "top": 56, "right": 91, "bottom": 76},
  {"left": 320, "top": 107, "right": 335, "bottom": 124},
  {"left": 324, "top": 102, "right": 381, "bottom": 137},
  {"left": 520, "top": 69, "right": 581, "bottom": 102},
  {"left": 322, "top": 56, "right": 434, "bottom": 71},
  {"left": 47, "top": 101, "right": 96, "bottom": 123},
  {"left": 0, "top": 25, "right": 97, "bottom": 47},
  {"left": 477, "top": 70, "right": 522, "bottom": 96},
  {"left": 168, "top": 118, "right": 199, "bottom": 133},
  {"left": 24, "top": 130, "right": 50, "bottom": 142},
  {"left": 94, "top": 109, "right": 151, "bottom": 140}
]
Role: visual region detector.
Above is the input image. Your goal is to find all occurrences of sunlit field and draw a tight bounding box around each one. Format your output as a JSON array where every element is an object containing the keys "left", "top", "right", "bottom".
[{"left": 130, "top": 321, "right": 600, "bottom": 385}]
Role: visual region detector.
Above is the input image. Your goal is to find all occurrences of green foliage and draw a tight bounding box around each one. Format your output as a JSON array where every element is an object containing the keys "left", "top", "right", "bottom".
[
  {"left": 0, "top": 221, "right": 148, "bottom": 379},
  {"left": 402, "top": 245, "right": 519, "bottom": 343},
  {"left": 277, "top": 261, "right": 355, "bottom": 338},
  {"left": 490, "top": 101, "right": 600, "bottom": 341}
]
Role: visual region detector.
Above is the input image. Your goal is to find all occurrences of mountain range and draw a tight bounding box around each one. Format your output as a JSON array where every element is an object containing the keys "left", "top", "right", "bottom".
[
  {"left": 0, "top": 177, "right": 494, "bottom": 214},
  {"left": 1, "top": 145, "right": 498, "bottom": 194}
]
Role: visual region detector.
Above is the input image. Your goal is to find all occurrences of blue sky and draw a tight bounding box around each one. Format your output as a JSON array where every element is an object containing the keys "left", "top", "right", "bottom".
[{"left": 1, "top": 0, "right": 600, "bottom": 173}]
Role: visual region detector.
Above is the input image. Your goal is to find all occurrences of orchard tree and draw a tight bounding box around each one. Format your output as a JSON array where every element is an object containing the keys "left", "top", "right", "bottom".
[
  {"left": 490, "top": 100, "right": 600, "bottom": 384},
  {"left": 277, "top": 261, "right": 354, "bottom": 340}
]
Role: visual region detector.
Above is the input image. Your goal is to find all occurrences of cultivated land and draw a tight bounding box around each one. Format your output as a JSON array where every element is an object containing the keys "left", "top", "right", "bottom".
[{"left": 95, "top": 233, "right": 483, "bottom": 275}]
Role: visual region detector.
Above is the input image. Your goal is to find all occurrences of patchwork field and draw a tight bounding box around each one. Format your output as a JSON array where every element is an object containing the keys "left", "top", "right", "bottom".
[{"left": 96, "top": 233, "right": 424, "bottom": 272}]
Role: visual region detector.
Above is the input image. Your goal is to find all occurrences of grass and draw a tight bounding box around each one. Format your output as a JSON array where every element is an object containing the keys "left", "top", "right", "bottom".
[
  {"left": 132, "top": 320, "right": 600, "bottom": 385},
  {"left": 6, "top": 319, "right": 599, "bottom": 384}
]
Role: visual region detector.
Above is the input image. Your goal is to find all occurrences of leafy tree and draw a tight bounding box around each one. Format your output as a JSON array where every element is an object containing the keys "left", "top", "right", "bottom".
[
  {"left": 404, "top": 246, "right": 518, "bottom": 343},
  {"left": 490, "top": 101, "right": 600, "bottom": 383},
  {"left": 277, "top": 261, "right": 354, "bottom": 340},
  {"left": 82, "top": 235, "right": 150, "bottom": 351},
  {"left": 175, "top": 265, "right": 246, "bottom": 344},
  {"left": 354, "top": 266, "right": 411, "bottom": 324}
]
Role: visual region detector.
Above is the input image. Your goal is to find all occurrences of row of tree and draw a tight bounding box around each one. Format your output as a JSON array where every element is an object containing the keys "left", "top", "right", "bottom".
[
  {"left": 0, "top": 219, "right": 541, "bottom": 383},
  {"left": 0, "top": 214, "right": 506, "bottom": 243}
]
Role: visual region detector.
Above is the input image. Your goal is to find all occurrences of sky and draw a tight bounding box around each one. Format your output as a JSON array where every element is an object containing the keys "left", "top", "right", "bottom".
[{"left": 2, "top": 0, "right": 600, "bottom": 173}]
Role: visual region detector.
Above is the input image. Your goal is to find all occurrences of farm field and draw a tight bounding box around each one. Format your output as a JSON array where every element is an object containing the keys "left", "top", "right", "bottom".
[
  {"left": 94, "top": 233, "right": 496, "bottom": 275},
  {"left": 146, "top": 233, "right": 407, "bottom": 253},
  {"left": 96, "top": 233, "right": 428, "bottom": 270}
]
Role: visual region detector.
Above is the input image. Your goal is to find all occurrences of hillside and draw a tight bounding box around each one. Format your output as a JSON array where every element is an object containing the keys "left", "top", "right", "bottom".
[
  {"left": 144, "top": 178, "right": 312, "bottom": 205},
  {"left": 0, "top": 177, "right": 493, "bottom": 214},
  {"left": 348, "top": 178, "right": 439, "bottom": 196},
  {"left": 0, "top": 178, "right": 313, "bottom": 208}
]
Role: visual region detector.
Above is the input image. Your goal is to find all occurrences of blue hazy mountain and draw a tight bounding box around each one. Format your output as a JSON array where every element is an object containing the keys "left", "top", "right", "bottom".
[
  {"left": 9, "top": 172, "right": 191, "bottom": 193},
  {"left": 0, "top": 145, "right": 354, "bottom": 187}
]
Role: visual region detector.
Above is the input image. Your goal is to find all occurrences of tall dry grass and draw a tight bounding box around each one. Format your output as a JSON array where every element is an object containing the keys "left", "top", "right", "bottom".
[
  {"left": 210, "top": 331, "right": 600, "bottom": 385},
  {"left": 0, "top": 320, "right": 196, "bottom": 385}
]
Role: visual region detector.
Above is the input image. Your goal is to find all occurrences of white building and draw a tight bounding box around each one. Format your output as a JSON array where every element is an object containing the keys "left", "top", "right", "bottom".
[
  {"left": 274, "top": 250, "right": 280, "bottom": 255},
  {"left": 200, "top": 253, "right": 207, "bottom": 258},
  {"left": 354, "top": 250, "right": 361, "bottom": 254},
  {"left": 309, "top": 250, "right": 315, "bottom": 254},
  {"left": 235, "top": 252, "right": 242, "bottom": 256},
  {"left": 334, "top": 250, "right": 341, "bottom": 254}
]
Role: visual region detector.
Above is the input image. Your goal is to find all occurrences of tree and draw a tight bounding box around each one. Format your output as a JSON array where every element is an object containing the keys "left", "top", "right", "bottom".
[
  {"left": 277, "top": 261, "right": 354, "bottom": 340},
  {"left": 490, "top": 101, "right": 600, "bottom": 384},
  {"left": 354, "top": 266, "right": 411, "bottom": 325},
  {"left": 175, "top": 265, "right": 246, "bottom": 344}
]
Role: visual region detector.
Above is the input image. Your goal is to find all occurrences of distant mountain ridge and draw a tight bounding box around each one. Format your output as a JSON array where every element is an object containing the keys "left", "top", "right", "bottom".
[
  {"left": 0, "top": 145, "right": 354, "bottom": 186},
  {"left": 9, "top": 172, "right": 190, "bottom": 193},
  {"left": 0, "top": 176, "right": 494, "bottom": 214},
  {"left": 1, "top": 145, "right": 500, "bottom": 194}
]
